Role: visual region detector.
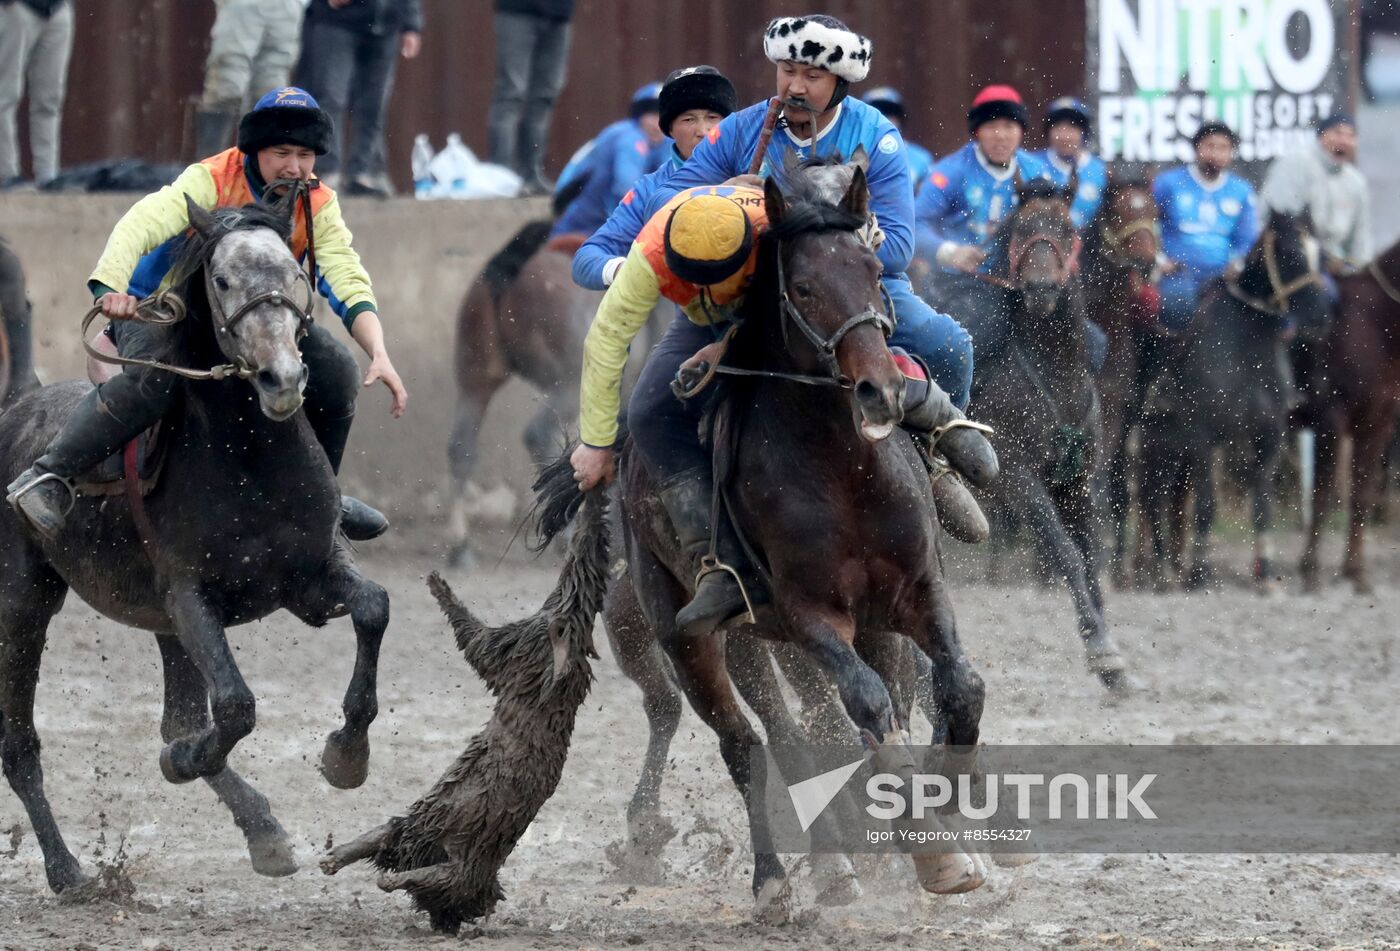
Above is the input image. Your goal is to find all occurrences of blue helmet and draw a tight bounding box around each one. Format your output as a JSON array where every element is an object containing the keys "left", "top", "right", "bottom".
[
  {"left": 863, "top": 86, "right": 906, "bottom": 120},
  {"left": 630, "top": 82, "right": 663, "bottom": 119},
  {"left": 1044, "top": 96, "right": 1092, "bottom": 134}
]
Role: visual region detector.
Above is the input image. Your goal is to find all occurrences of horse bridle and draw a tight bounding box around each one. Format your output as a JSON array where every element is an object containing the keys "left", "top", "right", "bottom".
[
  {"left": 770, "top": 240, "right": 894, "bottom": 383},
  {"left": 1008, "top": 230, "right": 1082, "bottom": 285},
  {"left": 1227, "top": 226, "right": 1324, "bottom": 315},
  {"left": 206, "top": 265, "right": 315, "bottom": 342},
  {"left": 1100, "top": 214, "right": 1160, "bottom": 269}
]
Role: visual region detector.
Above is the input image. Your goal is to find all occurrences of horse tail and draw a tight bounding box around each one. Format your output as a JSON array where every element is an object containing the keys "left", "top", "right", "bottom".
[{"left": 528, "top": 424, "right": 627, "bottom": 552}]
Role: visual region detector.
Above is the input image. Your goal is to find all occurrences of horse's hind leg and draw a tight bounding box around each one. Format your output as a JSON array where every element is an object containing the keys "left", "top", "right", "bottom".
[
  {"left": 0, "top": 560, "right": 84, "bottom": 893},
  {"left": 446, "top": 374, "right": 506, "bottom": 570},
  {"left": 155, "top": 635, "right": 296, "bottom": 877},
  {"left": 602, "top": 572, "right": 680, "bottom": 881},
  {"left": 289, "top": 555, "right": 389, "bottom": 790}
]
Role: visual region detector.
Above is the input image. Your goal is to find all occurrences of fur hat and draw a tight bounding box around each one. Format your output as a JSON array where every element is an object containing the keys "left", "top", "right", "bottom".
[
  {"left": 1191, "top": 119, "right": 1239, "bottom": 148},
  {"left": 968, "top": 85, "right": 1029, "bottom": 133},
  {"left": 762, "top": 15, "right": 873, "bottom": 84},
  {"left": 238, "top": 87, "right": 334, "bottom": 156},
  {"left": 659, "top": 66, "right": 738, "bottom": 137},
  {"left": 664, "top": 194, "right": 755, "bottom": 287}
]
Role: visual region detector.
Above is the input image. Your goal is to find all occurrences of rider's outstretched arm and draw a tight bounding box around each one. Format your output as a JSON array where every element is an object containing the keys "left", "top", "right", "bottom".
[
  {"left": 579, "top": 243, "right": 663, "bottom": 449},
  {"left": 573, "top": 187, "right": 648, "bottom": 290}
]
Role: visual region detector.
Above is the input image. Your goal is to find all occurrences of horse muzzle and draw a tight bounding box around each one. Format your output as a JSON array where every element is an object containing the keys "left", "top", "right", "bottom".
[
  {"left": 253, "top": 360, "right": 308, "bottom": 421},
  {"left": 853, "top": 378, "right": 902, "bottom": 443},
  {"left": 1019, "top": 280, "right": 1064, "bottom": 316}
]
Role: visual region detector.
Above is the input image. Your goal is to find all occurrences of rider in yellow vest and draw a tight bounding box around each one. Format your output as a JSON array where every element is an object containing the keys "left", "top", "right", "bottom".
[
  {"left": 571, "top": 186, "right": 994, "bottom": 640},
  {"left": 7, "top": 87, "right": 407, "bottom": 540}
]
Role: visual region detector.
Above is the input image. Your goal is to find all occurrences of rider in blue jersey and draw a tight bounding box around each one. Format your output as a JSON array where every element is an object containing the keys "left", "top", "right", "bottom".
[
  {"left": 1039, "top": 96, "right": 1108, "bottom": 230},
  {"left": 1153, "top": 120, "right": 1261, "bottom": 331},
  {"left": 661, "top": 15, "right": 974, "bottom": 413},
  {"left": 914, "top": 85, "right": 1060, "bottom": 360},
  {"left": 551, "top": 82, "right": 665, "bottom": 240},
  {"left": 863, "top": 86, "right": 935, "bottom": 194},
  {"left": 572, "top": 65, "right": 738, "bottom": 290}
]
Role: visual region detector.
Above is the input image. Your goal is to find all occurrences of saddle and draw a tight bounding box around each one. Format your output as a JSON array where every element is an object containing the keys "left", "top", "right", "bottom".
[{"left": 73, "top": 422, "right": 168, "bottom": 499}]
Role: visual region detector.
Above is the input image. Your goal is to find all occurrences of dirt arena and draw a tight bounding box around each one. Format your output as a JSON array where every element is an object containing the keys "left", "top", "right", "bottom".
[
  {"left": 1, "top": 517, "right": 1398, "bottom": 950},
  {"left": 4, "top": 189, "right": 1400, "bottom": 948}
]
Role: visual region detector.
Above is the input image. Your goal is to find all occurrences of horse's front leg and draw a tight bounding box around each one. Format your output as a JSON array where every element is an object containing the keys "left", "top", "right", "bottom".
[
  {"left": 160, "top": 583, "right": 255, "bottom": 783},
  {"left": 289, "top": 551, "right": 390, "bottom": 789},
  {"left": 778, "top": 599, "right": 894, "bottom": 739}
]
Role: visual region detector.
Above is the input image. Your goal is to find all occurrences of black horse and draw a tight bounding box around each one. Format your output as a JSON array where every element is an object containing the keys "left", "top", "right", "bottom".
[
  {"left": 1139, "top": 210, "right": 1328, "bottom": 589},
  {"left": 972, "top": 179, "right": 1127, "bottom": 693},
  {"left": 0, "top": 194, "right": 388, "bottom": 893},
  {"left": 1, "top": 237, "right": 40, "bottom": 408}
]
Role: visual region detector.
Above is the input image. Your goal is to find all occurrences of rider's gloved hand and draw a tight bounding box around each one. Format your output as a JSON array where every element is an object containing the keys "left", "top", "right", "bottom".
[
  {"left": 98, "top": 292, "right": 141, "bottom": 319},
  {"left": 570, "top": 444, "right": 615, "bottom": 491}
]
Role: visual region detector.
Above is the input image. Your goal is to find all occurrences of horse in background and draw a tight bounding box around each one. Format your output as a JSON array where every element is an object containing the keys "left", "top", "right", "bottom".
[
  {"left": 444, "top": 214, "right": 664, "bottom": 569},
  {"left": 1299, "top": 236, "right": 1400, "bottom": 593},
  {"left": 1139, "top": 211, "right": 1328, "bottom": 590},
  {"left": 1, "top": 237, "right": 40, "bottom": 408},
  {"left": 1078, "top": 180, "right": 1161, "bottom": 588}
]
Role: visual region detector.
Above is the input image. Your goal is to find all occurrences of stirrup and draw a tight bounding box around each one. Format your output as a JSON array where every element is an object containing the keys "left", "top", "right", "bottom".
[
  {"left": 694, "top": 553, "right": 758, "bottom": 626},
  {"left": 5, "top": 470, "right": 77, "bottom": 519},
  {"left": 930, "top": 417, "right": 995, "bottom": 450}
]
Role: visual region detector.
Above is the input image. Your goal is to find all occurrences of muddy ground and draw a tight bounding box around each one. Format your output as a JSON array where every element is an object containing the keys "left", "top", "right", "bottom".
[{"left": 2, "top": 520, "right": 1398, "bottom": 951}]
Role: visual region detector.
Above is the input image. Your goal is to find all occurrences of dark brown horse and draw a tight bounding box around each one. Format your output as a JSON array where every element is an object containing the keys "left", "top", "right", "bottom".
[
  {"left": 1300, "top": 237, "right": 1400, "bottom": 593},
  {"left": 536, "top": 162, "right": 990, "bottom": 920},
  {"left": 0, "top": 197, "right": 388, "bottom": 893},
  {"left": 1079, "top": 181, "right": 1161, "bottom": 587},
  {"left": 974, "top": 179, "right": 1127, "bottom": 692},
  {"left": 1139, "top": 211, "right": 1327, "bottom": 590},
  {"left": 445, "top": 225, "right": 664, "bottom": 568}
]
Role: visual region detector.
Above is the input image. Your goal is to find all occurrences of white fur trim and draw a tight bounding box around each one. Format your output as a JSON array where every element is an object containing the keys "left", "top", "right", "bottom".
[{"left": 763, "top": 17, "right": 872, "bottom": 84}]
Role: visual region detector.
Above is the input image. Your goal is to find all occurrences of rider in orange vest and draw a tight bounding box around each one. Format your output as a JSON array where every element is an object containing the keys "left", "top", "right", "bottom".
[{"left": 7, "top": 88, "right": 408, "bottom": 540}]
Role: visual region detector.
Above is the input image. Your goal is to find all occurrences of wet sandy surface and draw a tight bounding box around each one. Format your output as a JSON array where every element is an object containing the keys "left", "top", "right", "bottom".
[{"left": 2, "top": 523, "right": 1398, "bottom": 950}]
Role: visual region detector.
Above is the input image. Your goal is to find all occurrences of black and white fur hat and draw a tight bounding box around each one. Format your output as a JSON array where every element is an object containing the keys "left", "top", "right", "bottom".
[{"left": 763, "top": 15, "right": 873, "bottom": 84}]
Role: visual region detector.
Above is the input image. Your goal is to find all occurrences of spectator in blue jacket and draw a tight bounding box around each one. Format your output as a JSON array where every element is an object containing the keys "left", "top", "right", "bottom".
[
  {"left": 914, "top": 85, "right": 1052, "bottom": 344},
  {"left": 573, "top": 65, "right": 737, "bottom": 290},
  {"left": 1040, "top": 96, "right": 1108, "bottom": 229},
  {"left": 863, "top": 86, "right": 935, "bottom": 193},
  {"left": 659, "top": 14, "right": 973, "bottom": 410},
  {"left": 551, "top": 82, "right": 665, "bottom": 240},
  {"left": 1153, "top": 120, "right": 1261, "bottom": 331}
]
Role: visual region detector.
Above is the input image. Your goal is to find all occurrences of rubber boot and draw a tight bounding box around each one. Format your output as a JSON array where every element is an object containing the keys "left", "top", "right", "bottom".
[
  {"left": 900, "top": 375, "right": 999, "bottom": 488},
  {"left": 656, "top": 468, "right": 750, "bottom": 640},
  {"left": 5, "top": 388, "right": 154, "bottom": 539},
  {"left": 194, "top": 109, "right": 238, "bottom": 159},
  {"left": 306, "top": 406, "right": 389, "bottom": 541}
]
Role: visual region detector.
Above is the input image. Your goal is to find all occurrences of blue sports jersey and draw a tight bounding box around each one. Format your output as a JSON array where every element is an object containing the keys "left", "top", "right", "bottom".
[
  {"left": 572, "top": 145, "right": 685, "bottom": 290},
  {"left": 552, "top": 119, "right": 664, "bottom": 239},
  {"left": 660, "top": 98, "right": 917, "bottom": 275},
  {"left": 907, "top": 142, "right": 935, "bottom": 194},
  {"left": 1152, "top": 165, "right": 1260, "bottom": 278},
  {"left": 914, "top": 142, "right": 1054, "bottom": 267},
  {"left": 1041, "top": 149, "right": 1108, "bottom": 229}
]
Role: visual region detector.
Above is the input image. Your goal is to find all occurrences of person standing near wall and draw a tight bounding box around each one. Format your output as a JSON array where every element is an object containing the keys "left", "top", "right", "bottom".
[
  {"left": 0, "top": 0, "right": 74, "bottom": 190},
  {"left": 195, "top": 0, "right": 309, "bottom": 158},
  {"left": 295, "top": 0, "right": 422, "bottom": 196},
  {"left": 487, "top": 0, "right": 576, "bottom": 195}
]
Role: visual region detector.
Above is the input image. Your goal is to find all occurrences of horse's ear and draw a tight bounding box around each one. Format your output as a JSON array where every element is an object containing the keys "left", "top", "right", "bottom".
[
  {"left": 184, "top": 194, "right": 217, "bottom": 237},
  {"left": 763, "top": 175, "right": 786, "bottom": 228},
  {"left": 841, "top": 164, "right": 869, "bottom": 220},
  {"left": 849, "top": 143, "right": 870, "bottom": 172}
]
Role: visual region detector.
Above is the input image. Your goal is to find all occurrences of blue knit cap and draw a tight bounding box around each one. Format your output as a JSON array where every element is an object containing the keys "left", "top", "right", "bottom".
[{"left": 238, "top": 87, "right": 334, "bottom": 155}]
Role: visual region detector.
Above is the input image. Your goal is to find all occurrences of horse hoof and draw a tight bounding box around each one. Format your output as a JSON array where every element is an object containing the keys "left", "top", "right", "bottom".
[
  {"left": 913, "top": 849, "right": 984, "bottom": 894},
  {"left": 810, "top": 853, "right": 863, "bottom": 906},
  {"left": 46, "top": 860, "right": 90, "bottom": 895},
  {"left": 603, "top": 843, "right": 667, "bottom": 885},
  {"left": 248, "top": 828, "right": 298, "bottom": 877},
  {"left": 159, "top": 743, "right": 201, "bottom": 785},
  {"left": 320, "top": 730, "right": 370, "bottom": 789},
  {"left": 1097, "top": 666, "right": 1136, "bottom": 697},
  {"left": 753, "top": 875, "right": 793, "bottom": 925}
]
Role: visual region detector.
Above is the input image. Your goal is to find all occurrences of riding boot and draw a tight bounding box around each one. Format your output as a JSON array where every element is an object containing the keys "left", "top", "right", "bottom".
[
  {"left": 5, "top": 388, "right": 153, "bottom": 539},
  {"left": 656, "top": 467, "right": 751, "bottom": 640},
  {"left": 900, "top": 374, "right": 999, "bottom": 488},
  {"left": 305, "top": 405, "right": 390, "bottom": 542},
  {"left": 930, "top": 464, "right": 991, "bottom": 544},
  {"left": 194, "top": 108, "right": 238, "bottom": 159}
]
